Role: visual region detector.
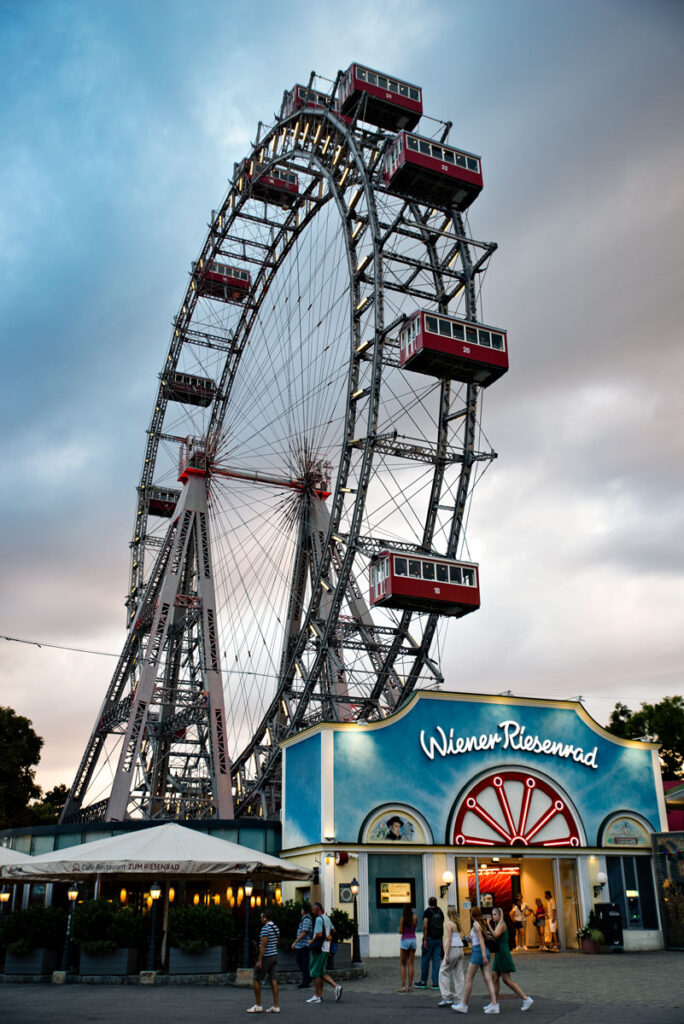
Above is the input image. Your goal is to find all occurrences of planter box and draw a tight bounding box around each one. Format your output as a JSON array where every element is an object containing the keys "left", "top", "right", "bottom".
[
  {"left": 80, "top": 948, "right": 139, "bottom": 975},
  {"left": 4, "top": 948, "right": 59, "bottom": 975},
  {"left": 168, "top": 945, "right": 228, "bottom": 974},
  {"left": 328, "top": 942, "right": 351, "bottom": 969},
  {"left": 580, "top": 938, "right": 601, "bottom": 954}
]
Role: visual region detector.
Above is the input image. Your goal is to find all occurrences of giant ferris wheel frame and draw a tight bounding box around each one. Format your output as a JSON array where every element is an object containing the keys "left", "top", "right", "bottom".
[{"left": 61, "top": 69, "right": 500, "bottom": 825}]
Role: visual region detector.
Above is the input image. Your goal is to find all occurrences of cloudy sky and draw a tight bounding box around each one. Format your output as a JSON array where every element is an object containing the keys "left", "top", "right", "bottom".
[{"left": 1, "top": 0, "right": 682, "bottom": 794}]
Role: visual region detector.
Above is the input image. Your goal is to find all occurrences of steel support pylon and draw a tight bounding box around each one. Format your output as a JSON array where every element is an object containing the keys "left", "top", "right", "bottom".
[{"left": 61, "top": 468, "right": 233, "bottom": 823}]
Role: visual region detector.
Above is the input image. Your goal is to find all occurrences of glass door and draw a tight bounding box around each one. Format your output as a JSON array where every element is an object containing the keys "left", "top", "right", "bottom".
[{"left": 554, "top": 857, "right": 580, "bottom": 950}]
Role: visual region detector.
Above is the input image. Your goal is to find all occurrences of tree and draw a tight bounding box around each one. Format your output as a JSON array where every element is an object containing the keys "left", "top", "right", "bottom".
[
  {"left": 28, "top": 783, "right": 70, "bottom": 825},
  {"left": 0, "top": 706, "right": 43, "bottom": 828},
  {"left": 606, "top": 696, "right": 684, "bottom": 779}
]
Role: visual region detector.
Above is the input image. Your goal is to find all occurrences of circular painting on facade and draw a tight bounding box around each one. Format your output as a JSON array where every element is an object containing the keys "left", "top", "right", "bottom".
[
  {"left": 364, "top": 809, "right": 426, "bottom": 843},
  {"left": 451, "top": 770, "right": 582, "bottom": 847}
]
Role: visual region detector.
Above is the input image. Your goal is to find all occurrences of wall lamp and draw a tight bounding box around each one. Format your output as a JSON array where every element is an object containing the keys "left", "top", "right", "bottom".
[
  {"left": 440, "top": 870, "right": 454, "bottom": 898},
  {"left": 593, "top": 871, "right": 608, "bottom": 898}
]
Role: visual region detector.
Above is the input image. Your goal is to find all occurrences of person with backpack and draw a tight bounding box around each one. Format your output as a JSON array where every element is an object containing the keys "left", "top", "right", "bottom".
[
  {"left": 247, "top": 909, "right": 280, "bottom": 1013},
  {"left": 415, "top": 895, "right": 444, "bottom": 989},
  {"left": 306, "top": 901, "right": 343, "bottom": 1004}
]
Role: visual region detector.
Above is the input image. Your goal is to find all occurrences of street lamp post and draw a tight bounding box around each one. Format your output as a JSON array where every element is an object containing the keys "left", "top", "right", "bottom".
[
  {"left": 241, "top": 879, "right": 254, "bottom": 967},
  {"left": 350, "top": 877, "right": 362, "bottom": 966},
  {"left": 61, "top": 882, "right": 80, "bottom": 972},
  {"left": 147, "top": 881, "right": 162, "bottom": 972}
]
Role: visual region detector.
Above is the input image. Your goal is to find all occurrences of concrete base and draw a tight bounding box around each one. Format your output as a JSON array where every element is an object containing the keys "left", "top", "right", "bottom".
[
  {"left": 52, "top": 971, "right": 67, "bottom": 985},
  {"left": 139, "top": 971, "right": 158, "bottom": 985},
  {"left": 234, "top": 967, "right": 253, "bottom": 987}
]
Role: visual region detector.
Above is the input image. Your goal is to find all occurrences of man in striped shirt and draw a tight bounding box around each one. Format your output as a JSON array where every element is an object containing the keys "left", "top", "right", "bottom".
[{"left": 247, "top": 910, "right": 280, "bottom": 1013}]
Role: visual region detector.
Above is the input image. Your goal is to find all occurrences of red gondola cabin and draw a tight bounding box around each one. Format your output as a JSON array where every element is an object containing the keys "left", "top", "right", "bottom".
[
  {"left": 369, "top": 550, "right": 480, "bottom": 618},
  {"left": 281, "top": 84, "right": 332, "bottom": 119},
  {"left": 238, "top": 159, "right": 299, "bottom": 208},
  {"left": 384, "top": 131, "right": 483, "bottom": 211},
  {"left": 199, "top": 262, "right": 251, "bottom": 303},
  {"left": 399, "top": 311, "right": 508, "bottom": 387},
  {"left": 337, "top": 63, "right": 422, "bottom": 130}
]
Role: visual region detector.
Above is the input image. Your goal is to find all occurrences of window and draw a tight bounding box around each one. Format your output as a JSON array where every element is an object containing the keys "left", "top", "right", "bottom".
[
  {"left": 407, "top": 135, "right": 419, "bottom": 151},
  {"left": 431, "top": 144, "right": 443, "bottom": 160},
  {"left": 453, "top": 323, "right": 464, "bottom": 340},
  {"left": 395, "top": 557, "right": 408, "bottom": 576},
  {"left": 444, "top": 150, "right": 455, "bottom": 164},
  {"left": 422, "top": 561, "right": 435, "bottom": 580},
  {"left": 368, "top": 72, "right": 377, "bottom": 86},
  {"left": 439, "top": 318, "right": 451, "bottom": 337},
  {"left": 436, "top": 564, "right": 448, "bottom": 583},
  {"left": 378, "top": 76, "right": 388, "bottom": 89},
  {"left": 449, "top": 566, "right": 462, "bottom": 584},
  {"left": 466, "top": 327, "right": 477, "bottom": 344},
  {"left": 491, "top": 332, "right": 504, "bottom": 350},
  {"left": 399, "top": 84, "right": 409, "bottom": 97},
  {"left": 419, "top": 140, "right": 431, "bottom": 156},
  {"left": 426, "top": 315, "right": 438, "bottom": 333},
  {"left": 478, "top": 330, "right": 491, "bottom": 348},
  {"left": 409, "top": 559, "right": 421, "bottom": 578},
  {"left": 410, "top": 88, "right": 419, "bottom": 101},
  {"left": 467, "top": 157, "right": 479, "bottom": 172},
  {"left": 389, "top": 80, "right": 398, "bottom": 94},
  {"left": 358, "top": 67, "right": 367, "bottom": 81},
  {"left": 456, "top": 153, "right": 466, "bottom": 168},
  {"left": 462, "top": 568, "right": 475, "bottom": 587}
]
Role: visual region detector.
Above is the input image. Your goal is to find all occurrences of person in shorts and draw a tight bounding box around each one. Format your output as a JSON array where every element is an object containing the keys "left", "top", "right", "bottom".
[
  {"left": 509, "top": 894, "right": 531, "bottom": 950},
  {"left": 544, "top": 890, "right": 559, "bottom": 951},
  {"left": 247, "top": 910, "right": 280, "bottom": 1013},
  {"left": 306, "top": 902, "right": 342, "bottom": 1004}
]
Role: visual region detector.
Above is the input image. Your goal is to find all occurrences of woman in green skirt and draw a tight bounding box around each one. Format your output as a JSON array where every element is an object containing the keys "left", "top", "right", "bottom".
[{"left": 485, "top": 907, "right": 534, "bottom": 1012}]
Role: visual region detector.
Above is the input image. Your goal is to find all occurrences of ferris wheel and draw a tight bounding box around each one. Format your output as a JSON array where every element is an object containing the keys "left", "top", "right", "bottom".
[{"left": 62, "top": 65, "right": 505, "bottom": 824}]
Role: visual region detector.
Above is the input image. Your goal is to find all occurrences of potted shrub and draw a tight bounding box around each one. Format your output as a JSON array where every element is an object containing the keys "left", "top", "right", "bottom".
[
  {"left": 167, "top": 904, "right": 235, "bottom": 973},
  {"left": 327, "top": 907, "right": 355, "bottom": 968},
  {"left": 577, "top": 911, "right": 605, "bottom": 954},
  {"left": 0, "top": 905, "right": 65, "bottom": 975},
  {"left": 73, "top": 899, "right": 143, "bottom": 975}
]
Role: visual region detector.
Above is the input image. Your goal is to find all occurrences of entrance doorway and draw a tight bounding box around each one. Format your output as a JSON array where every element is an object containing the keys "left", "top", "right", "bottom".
[{"left": 455, "top": 856, "right": 581, "bottom": 951}]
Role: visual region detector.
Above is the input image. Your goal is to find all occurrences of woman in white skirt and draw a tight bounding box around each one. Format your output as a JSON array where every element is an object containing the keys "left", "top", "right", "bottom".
[{"left": 437, "top": 906, "right": 465, "bottom": 1006}]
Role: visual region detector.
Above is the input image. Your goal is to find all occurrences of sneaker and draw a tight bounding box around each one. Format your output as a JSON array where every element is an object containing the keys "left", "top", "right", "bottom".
[
  {"left": 415, "top": 982, "right": 428, "bottom": 989},
  {"left": 521, "top": 996, "right": 534, "bottom": 1012},
  {"left": 483, "top": 1005, "right": 492, "bottom": 1012},
  {"left": 484, "top": 1006, "right": 500, "bottom": 1015},
  {"left": 438, "top": 999, "right": 453, "bottom": 1006},
  {"left": 451, "top": 1004, "right": 468, "bottom": 1014},
  {"left": 306, "top": 995, "right": 321, "bottom": 1004},
  {"left": 246, "top": 1007, "right": 264, "bottom": 1015},
  {"left": 432, "top": 984, "right": 441, "bottom": 990},
  {"left": 266, "top": 1010, "right": 281, "bottom": 1015},
  {"left": 521, "top": 945, "right": 527, "bottom": 950},
  {"left": 334, "top": 985, "right": 343, "bottom": 1002}
]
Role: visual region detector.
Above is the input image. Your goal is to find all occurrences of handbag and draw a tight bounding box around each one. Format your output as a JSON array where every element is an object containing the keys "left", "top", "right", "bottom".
[{"left": 485, "top": 935, "right": 499, "bottom": 954}]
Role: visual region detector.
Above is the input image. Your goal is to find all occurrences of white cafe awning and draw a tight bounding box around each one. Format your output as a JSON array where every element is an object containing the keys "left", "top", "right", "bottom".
[{"left": 2, "top": 822, "right": 309, "bottom": 882}]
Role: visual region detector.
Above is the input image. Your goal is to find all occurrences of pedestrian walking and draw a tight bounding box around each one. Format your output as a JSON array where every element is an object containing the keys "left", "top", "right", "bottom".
[
  {"left": 246, "top": 909, "right": 280, "bottom": 1014},
  {"left": 437, "top": 905, "right": 464, "bottom": 1007},
  {"left": 292, "top": 902, "right": 313, "bottom": 988},
  {"left": 509, "top": 894, "right": 531, "bottom": 950},
  {"left": 451, "top": 906, "right": 498, "bottom": 1015},
  {"left": 533, "top": 898, "right": 547, "bottom": 950},
  {"left": 306, "top": 901, "right": 343, "bottom": 1005},
  {"left": 415, "top": 895, "right": 444, "bottom": 990},
  {"left": 486, "top": 906, "right": 534, "bottom": 1012},
  {"left": 398, "top": 902, "right": 418, "bottom": 992}
]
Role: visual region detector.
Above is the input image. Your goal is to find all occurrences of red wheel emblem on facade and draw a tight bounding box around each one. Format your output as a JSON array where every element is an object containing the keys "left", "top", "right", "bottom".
[{"left": 452, "top": 770, "right": 581, "bottom": 847}]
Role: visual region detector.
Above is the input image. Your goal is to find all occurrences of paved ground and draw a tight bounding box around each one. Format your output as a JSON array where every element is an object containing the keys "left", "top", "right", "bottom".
[{"left": 2, "top": 950, "right": 684, "bottom": 1023}]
